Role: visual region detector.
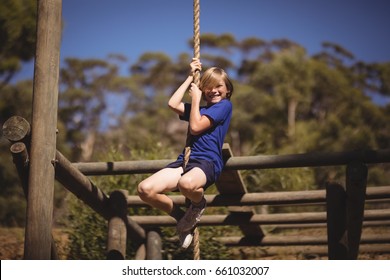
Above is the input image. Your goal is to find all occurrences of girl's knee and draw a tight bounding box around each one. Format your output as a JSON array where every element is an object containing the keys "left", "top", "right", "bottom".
[
  {"left": 177, "top": 176, "right": 196, "bottom": 193},
  {"left": 137, "top": 180, "right": 154, "bottom": 199}
]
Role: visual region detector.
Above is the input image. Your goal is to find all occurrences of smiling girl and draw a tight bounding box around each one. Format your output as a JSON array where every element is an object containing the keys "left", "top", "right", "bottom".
[{"left": 137, "top": 58, "right": 233, "bottom": 249}]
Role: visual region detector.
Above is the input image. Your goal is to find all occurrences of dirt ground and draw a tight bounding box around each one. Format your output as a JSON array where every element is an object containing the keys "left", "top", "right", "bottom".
[
  {"left": 0, "top": 227, "right": 69, "bottom": 260},
  {"left": 1, "top": 227, "right": 389, "bottom": 260}
]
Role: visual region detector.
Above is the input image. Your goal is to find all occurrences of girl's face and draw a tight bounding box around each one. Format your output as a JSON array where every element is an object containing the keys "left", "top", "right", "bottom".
[{"left": 203, "top": 78, "right": 229, "bottom": 105}]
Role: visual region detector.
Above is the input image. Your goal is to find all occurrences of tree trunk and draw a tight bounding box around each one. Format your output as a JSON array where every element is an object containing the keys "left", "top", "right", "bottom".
[{"left": 287, "top": 98, "right": 298, "bottom": 138}]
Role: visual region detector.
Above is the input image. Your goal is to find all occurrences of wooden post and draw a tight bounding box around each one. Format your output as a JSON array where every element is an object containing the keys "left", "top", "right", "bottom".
[
  {"left": 10, "top": 142, "right": 59, "bottom": 259},
  {"left": 346, "top": 161, "right": 368, "bottom": 259},
  {"left": 107, "top": 190, "right": 128, "bottom": 260},
  {"left": 10, "top": 142, "right": 30, "bottom": 197},
  {"left": 135, "top": 244, "right": 146, "bottom": 260},
  {"left": 146, "top": 230, "right": 162, "bottom": 260},
  {"left": 326, "top": 181, "right": 347, "bottom": 259},
  {"left": 24, "top": 0, "right": 62, "bottom": 259}
]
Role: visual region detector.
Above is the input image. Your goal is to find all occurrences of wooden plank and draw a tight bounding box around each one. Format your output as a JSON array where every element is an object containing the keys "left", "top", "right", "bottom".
[{"left": 215, "top": 144, "right": 265, "bottom": 238}]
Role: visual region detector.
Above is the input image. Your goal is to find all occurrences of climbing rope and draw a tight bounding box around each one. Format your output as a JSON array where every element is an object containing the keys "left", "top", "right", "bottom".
[
  {"left": 193, "top": 227, "right": 200, "bottom": 260},
  {"left": 183, "top": 0, "right": 200, "bottom": 169},
  {"left": 182, "top": 0, "right": 201, "bottom": 260},
  {"left": 193, "top": 0, "right": 201, "bottom": 86}
]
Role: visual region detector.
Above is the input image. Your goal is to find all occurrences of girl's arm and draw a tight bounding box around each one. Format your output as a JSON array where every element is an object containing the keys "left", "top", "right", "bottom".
[
  {"left": 168, "top": 58, "right": 201, "bottom": 116},
  {"left": 168, "top": 75, "right": 193, "bottom": 116},
  {"left": 188, "top": 83, "right": 213, "bottom": 135}
]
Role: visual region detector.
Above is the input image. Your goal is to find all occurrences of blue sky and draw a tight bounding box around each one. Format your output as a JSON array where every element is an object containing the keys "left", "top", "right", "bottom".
[{"left": 58, "top": 0, "right": 390, "bottom": 63}]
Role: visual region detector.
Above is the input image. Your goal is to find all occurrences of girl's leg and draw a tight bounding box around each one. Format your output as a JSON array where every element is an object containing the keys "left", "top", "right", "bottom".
[
  {"left": 177, "top": 167, "right": 207, "bottom": 203},
  {"left": 137, "top": 167, "right": 183, "bottom": 214},
  {"left": 176, "top": 167, "right": 208, "bottom": 232}
]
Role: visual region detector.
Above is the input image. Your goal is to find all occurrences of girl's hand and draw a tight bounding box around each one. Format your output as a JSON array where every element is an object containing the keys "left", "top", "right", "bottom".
[
  {"left": 189, "top": 82, "right": 202, "bottom": 101},
  {"left": 190, "top": 58, "right": 202, "bottom": 75}
]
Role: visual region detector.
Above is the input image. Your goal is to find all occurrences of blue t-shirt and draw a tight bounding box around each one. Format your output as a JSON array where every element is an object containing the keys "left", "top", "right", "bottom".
[{"left": 177, "top": 99, "right": 232, "bottom": 180}]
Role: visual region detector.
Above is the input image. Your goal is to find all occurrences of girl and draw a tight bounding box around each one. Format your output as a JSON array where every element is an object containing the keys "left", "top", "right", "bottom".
[{"left": 137, "top": 58, "right": 233, "bottom": 248}]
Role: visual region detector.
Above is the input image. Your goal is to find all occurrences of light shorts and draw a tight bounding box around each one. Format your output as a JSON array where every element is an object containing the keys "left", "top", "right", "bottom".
[{"left": 165, "top": 158, "right": 215, "bottom": 190}]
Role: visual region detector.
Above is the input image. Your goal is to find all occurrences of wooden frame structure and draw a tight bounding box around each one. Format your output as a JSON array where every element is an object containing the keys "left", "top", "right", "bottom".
[
  {"left": 2, "top": 0, "right": 390, "bottom": 260},
  {"left": 3, "top": 115, "right": 390, "bottom": 259}
]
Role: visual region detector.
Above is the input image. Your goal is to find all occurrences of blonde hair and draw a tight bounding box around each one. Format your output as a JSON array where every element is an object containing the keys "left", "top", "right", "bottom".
[{"left": 199, "top": 67, "right": 234, "bottom": 99}]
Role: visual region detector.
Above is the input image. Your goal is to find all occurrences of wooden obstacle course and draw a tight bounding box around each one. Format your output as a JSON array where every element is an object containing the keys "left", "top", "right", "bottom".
[{"left": 4, "top": 116, "right": 390, "bottom": 259}]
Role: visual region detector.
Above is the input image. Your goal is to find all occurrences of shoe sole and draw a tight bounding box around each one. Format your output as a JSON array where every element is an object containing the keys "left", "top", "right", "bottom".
[{"left": 181, "top": 232, "right": 193, "bottom": 249}]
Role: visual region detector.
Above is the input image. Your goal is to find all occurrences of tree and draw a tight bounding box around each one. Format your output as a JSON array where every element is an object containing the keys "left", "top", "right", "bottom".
[
  {"left": 248, "top": 46, "right": 313, "bottom": 142},
  {"left": 59, "top": 57, "right": 120, "bottom": 161},
  {"left": 0, "top": 0, "right": 37, "bottom": 88}
]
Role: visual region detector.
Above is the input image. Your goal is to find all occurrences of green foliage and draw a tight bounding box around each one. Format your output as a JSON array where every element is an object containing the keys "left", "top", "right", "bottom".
[
  {"left": 66, "top": 198, "right": 107, "bottom": 259},
  {"left": 0, "top": 0, "right": 36, "bottom": 85},
  {"left": 0, "top": 192, "right": 26, "bottom": 226}
]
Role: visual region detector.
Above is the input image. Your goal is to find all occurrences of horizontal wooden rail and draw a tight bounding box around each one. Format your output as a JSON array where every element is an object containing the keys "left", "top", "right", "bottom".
[
  {"left": 215, "top": 234, "right": 390, "bottom": 246},
  {"left": 129, "top": 209, "right": 390, "bottom": 227},
  {"left": 126, "top": 186, "right": 390, "bottom": 207},
  {"left": 233, "top": 244, "right": 390, "bottom": 257},
  {"left": 73, "top": 160, "right": 171, "bottom": 176},
  {"left": 224, "top": 149, "right": 390, "bottom": 170},
  {"left": 262, "top": 220, "right": 390, "bottom": 229},
  {"left": 73, "top": 149, "right": 390, "bottom": 175}
]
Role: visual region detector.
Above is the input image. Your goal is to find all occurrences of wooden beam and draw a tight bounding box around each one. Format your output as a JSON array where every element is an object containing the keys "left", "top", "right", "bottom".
[
  {"left": 73, "top": 149, "right": 390, "bottom": 175},
  {"left": 129, "top": 209, "right": 390, "bottom": 227},
  {"left": 24, "top": 0, "right": 62, "bottom": 260},
  {"left": 224, "top": 149, "right": 390, "bottom": 170},
  {"left": 126, "top": 186, "right": 390, "bottom": 207},
  {"left": 215, "top": 234, "right": 390, "bottom": 247},
  {"left": 55, "top": 150, "right": 111, "bottom": 220}
]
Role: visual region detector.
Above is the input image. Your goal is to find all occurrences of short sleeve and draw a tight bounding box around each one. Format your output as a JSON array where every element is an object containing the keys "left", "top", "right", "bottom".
[
  {"left": 179, "top": 103, "right": 192, "bottom": 121},
  {"left": 202, "top": 99, "right": 232, "bottom": 124}
]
